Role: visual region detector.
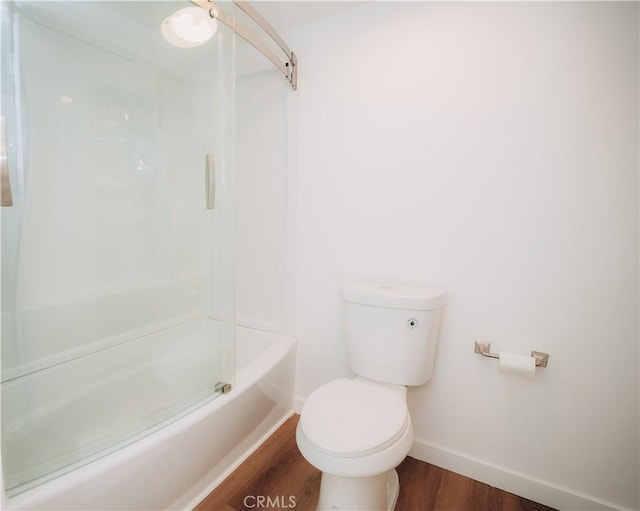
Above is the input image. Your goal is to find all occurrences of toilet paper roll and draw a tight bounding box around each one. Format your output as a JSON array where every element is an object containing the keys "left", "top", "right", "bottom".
[{"left": 498, "top": 352, "right": 536, "bottom": 377}]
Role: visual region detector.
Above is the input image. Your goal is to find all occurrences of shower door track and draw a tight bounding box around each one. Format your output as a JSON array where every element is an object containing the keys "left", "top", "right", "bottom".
[{"left": 191, "top": 0, "right": 298, "bottom": 90}]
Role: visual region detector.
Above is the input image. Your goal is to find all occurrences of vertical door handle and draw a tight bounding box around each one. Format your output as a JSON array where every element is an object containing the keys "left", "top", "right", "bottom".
[
  {"left": 1, "top": 116, "right": 13, "bottom": 207},
  {"left": 205, "top": 153, "right": 215, "bottom": 210}
]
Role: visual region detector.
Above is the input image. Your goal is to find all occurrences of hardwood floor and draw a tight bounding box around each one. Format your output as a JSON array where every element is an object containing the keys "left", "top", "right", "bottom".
[{"left": 196, "top": 415, "right": 557, "bottom": 511}]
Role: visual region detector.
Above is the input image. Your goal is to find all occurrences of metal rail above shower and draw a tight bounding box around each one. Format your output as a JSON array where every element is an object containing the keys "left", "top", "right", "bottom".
[{"left": 190, "top": 0, "right": 298, "bottom": 90}]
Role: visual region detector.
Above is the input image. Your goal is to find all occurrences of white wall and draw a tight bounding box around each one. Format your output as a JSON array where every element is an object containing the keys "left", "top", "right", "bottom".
[{"left": 281, "top": 2, "right": 639, "bottom": 509}]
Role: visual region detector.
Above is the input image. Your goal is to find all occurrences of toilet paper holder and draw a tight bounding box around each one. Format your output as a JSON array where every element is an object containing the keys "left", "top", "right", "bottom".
[{"left": 474, "top": 341, "right": 549, "bottom": 367}]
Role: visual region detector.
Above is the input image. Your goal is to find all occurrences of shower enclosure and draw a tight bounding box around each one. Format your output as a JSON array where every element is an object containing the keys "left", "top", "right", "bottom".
[{"left": 0, "top": 0, "right": 247, "bottom": 496}]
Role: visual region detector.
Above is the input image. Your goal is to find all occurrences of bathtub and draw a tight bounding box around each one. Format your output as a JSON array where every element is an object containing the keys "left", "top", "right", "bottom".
[{"left": 2, "top": 324, "right": 296, "bottom": 510}]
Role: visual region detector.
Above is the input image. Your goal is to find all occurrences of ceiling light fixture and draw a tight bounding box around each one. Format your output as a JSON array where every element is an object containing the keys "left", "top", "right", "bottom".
[{"left": 161, "top": 6, "right": 217, "bottom": 48}]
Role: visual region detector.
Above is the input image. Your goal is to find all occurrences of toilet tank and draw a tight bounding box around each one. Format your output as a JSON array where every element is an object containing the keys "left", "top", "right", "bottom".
[{"left": 340, "top": 282, "right": 446, "bottom": 386}]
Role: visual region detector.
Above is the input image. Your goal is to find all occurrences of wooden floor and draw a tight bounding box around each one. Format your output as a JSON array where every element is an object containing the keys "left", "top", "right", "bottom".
[{"left": 196, "top": 415, "right": 557, "bottom": 511}]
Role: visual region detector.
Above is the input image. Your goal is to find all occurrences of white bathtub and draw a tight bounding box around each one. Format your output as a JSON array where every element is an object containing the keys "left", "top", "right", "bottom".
[{"left": 2, "top": 324, "right": 296, "bottom": 510}]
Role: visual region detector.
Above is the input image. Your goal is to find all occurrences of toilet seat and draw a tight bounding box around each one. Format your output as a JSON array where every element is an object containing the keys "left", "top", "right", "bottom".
[{"left": 299, "top": 378, "right": 410, "bottom": 457}]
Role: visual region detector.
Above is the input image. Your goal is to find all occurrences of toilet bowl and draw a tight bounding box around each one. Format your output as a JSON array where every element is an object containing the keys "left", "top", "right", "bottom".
[
  {"left": 297, "top": 378, "right": 413, "bottom": 510},
  {"left": 296, "top": 282, "right": 446, "bottom": 511}
]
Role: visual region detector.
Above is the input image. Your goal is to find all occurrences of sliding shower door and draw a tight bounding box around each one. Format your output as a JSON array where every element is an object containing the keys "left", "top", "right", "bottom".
[{"left": 0, "top": 0, "right": 235, "bottom": 494}]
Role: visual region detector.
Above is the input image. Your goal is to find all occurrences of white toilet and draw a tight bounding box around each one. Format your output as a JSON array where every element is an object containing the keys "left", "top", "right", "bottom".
[{"left": 296, "top": 282, "right": 446, "bottom": 511}]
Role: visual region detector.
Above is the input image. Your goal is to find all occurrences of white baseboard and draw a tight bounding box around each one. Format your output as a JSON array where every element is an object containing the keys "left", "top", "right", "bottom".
[
  {"left": 293, "top": 395, "right": 304, "bottom": 414},
  {"left": 409, "top": 438, "right": 620, "bottom": 511}
]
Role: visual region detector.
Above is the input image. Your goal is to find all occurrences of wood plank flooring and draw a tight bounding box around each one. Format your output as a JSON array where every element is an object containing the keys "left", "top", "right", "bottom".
[{"left": 196, "top": 415, "right": 557, "bottom": 511}]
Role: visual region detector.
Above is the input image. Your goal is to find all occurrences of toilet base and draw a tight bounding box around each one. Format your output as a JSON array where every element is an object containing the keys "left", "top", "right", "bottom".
[{"left": 317, "top": 469, "right": 400, "bottom": 511}]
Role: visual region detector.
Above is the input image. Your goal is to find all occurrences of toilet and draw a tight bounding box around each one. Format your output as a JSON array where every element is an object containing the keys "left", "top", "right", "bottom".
[{"left": 296, "top": 282, "right": 446, "bottom": 511}]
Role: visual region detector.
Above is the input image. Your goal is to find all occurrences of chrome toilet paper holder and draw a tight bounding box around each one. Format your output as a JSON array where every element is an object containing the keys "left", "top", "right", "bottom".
[{"left": 474, "top": 341, "right": 549, "bottom": 368}]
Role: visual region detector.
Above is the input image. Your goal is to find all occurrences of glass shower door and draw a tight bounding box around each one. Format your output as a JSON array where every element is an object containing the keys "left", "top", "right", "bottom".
[{"left": 0, "top": 0, "right": 235, "bottom": 494}]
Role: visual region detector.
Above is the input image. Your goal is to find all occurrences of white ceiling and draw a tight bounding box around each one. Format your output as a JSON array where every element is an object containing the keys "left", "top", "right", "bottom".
[{"left": 249, "top": 1, "right": 365, "bottom": 32}]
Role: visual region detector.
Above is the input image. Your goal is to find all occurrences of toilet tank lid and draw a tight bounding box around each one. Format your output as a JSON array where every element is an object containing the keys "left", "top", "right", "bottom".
[{"left": 340, "top": 282, "right": 446, "bottom": 310}]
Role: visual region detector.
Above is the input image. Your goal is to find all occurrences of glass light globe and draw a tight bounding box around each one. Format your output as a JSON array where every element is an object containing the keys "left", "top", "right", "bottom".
[{"left": 161, "top": 6, "right": 217, "bottom": 48}]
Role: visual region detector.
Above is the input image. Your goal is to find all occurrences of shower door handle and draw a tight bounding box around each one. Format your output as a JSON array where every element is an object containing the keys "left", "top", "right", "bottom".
[
  {"left": 1, "top": 116, "right": 13, "bottom": 207},
  {"left": 205, "top": 153, "right": 215, "bottom": 210}
]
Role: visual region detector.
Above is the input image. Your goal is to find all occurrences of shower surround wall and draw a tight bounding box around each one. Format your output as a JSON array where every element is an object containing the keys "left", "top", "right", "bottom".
[
  {"left": 235, "top": 67, "right": 295, "bottom": 334},
  {"left": 2, "top": 12, "right": 225, "bottom": 374},
  {"left": 277, "top": 2, "right": 639, "bottom": 510}
]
